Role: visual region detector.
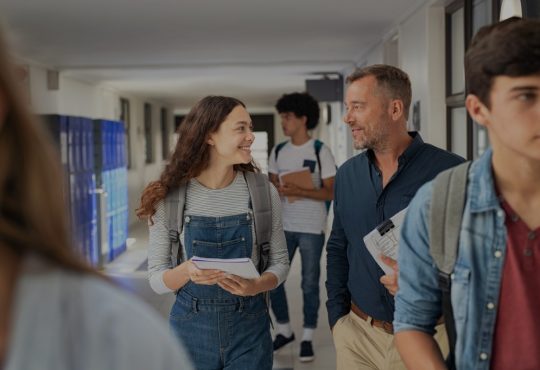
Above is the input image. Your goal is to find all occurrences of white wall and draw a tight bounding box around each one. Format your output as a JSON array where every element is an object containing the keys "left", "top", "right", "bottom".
[
  {"left": 354, "top": 0, "right": 448, "bottom": 149},
  {"left": 339, "top": 65, "right": 360, "bottom": 160},
  {"left": 425, "top": 4, "right": 447, "bottom": 149},
  {"left": 29, "top": 66, "right": 119, "bottom": 119},
  {"left": 400, "top": 3, "right": 446, "bottom": 147},
  {"left": 29, "top": 65, "right": 60, "bottom": 114},
  {"left": 28, "top": 63, "right": 175, "bottom": 227},
  {"left": 126, "top": 100, "right": 173, "bottom": 227},
  {"left": 400, "top": 5, "right": 430, "bottom": 137},
  {"left": 310, "top": 101, "right": 351, "bottom": 167},
  {"left": 364, "top": 44, "right": 384, "bottom": 68}
]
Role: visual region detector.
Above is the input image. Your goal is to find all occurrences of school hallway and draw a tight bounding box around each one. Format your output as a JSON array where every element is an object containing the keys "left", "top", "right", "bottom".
[
  {"left": 4, "top": 1, "right": 534, "bottom": 369},
  {"left": 105, "top": 222, "right": 336, "bottom": 370}
]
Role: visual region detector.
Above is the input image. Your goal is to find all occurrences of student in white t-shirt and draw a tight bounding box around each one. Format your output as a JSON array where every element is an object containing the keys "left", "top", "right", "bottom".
[{"left": 268, "top": 92, "right": 337, "bottom": 362}]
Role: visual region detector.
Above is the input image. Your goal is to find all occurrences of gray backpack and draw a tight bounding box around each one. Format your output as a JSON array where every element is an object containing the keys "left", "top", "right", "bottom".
[
  {"left": 429, "top": 161, "right": 471, "bottom": 370},
  {"left": 164, "top": 171, "right": 273, "bottom": 273}
]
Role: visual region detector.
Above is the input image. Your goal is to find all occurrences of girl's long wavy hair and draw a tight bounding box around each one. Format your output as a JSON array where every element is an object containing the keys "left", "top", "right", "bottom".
[
  {"left": 137, "top": 96, "right": 258, "bottom": 221},
  {"left": 0, "top": 27, "right": 94, "bottom": 274}
]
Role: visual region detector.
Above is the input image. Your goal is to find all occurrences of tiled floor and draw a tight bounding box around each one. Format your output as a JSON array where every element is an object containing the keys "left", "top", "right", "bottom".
[{"left": 104, "top": 223, "right": 336, "bottom": 370}]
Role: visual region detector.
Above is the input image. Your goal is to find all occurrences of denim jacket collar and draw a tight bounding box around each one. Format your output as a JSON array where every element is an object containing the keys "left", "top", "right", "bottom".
[{"left": 469, "top": 148, "right": 501, "bottom": 213}]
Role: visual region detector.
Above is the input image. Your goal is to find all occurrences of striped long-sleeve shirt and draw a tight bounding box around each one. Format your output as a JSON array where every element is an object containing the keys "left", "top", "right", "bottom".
[{"left": 148, "top": 172, "right": 289, "bottom": 294}]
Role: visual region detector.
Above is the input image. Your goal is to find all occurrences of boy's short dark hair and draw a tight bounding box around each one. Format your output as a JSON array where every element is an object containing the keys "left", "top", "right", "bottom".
[
  {"left": 346, "top": 64, "right": 412, "bottom": 120},
  {"left": 275, "top": 92, "right": 320, "bottom": 130},
  {"left": 465, "top": 17, "right": 540, "bottom": 108}
]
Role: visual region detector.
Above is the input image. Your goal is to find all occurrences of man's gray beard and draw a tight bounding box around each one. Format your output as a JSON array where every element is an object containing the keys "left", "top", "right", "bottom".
[{"left": 354, "top": 139, "right": 373, "bottom": 151}]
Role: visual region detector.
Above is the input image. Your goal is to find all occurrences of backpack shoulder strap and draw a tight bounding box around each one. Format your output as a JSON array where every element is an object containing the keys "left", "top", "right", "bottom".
[
  {"left": 314, "top": 139, "right": 334, "bottom": 212},
  {"left": 274, "top": 141, "right": 288, "bottom": 161},
  {"left": 430, "top": 161, "right": 471, "bottom": 274},
  {"left": 165, "top": 184, "right": 187, "bottom": 267},
  {"left": 313, "top": 139, "right": 323, "bottom": 175},
  {"left": 243, "top": 171, "right": 272, "bottom": 272},
  {"left": 429, "top": 160, "right": 471, "bottom": 370},
  {"left": 313, "top": 138, "right": 323, "bottom": 154}
]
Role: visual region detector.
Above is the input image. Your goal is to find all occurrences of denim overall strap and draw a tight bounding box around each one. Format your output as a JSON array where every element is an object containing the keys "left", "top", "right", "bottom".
[
  {"left": 182, "top": 213, "right": 253, "bottom": 301},
  {"left": 170, "top": 212, "right": 272, "bottom": 370}
]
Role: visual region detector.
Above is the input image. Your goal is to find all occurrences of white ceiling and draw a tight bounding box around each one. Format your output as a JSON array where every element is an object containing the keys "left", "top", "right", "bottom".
[{"left": 1, "top": 0, "right": 426, "bottom": 109}]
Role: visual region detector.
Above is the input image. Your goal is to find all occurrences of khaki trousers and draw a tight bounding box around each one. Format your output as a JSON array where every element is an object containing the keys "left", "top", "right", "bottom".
[{"left": 332, "top": 312, "right": 448, "bottom": 370}]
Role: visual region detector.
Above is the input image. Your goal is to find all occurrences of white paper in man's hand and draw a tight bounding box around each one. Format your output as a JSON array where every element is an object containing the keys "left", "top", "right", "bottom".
[{"left": 363, "top": 208, "right": 408, "bottom": 275}]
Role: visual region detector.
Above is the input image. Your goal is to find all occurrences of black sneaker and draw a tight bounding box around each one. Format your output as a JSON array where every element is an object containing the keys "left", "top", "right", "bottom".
[
  {"left": 299, "top": 340, "right": 315, "bottom": 362},
  {"left": 273, "top": 333, "right": 295, "bottom": 351}
]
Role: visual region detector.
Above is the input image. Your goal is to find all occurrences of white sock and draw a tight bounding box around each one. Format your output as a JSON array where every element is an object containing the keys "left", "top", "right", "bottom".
[
  {"left": 302, "top": 328, "right": 314, "bottom": 342},
  {"left": 276, "top": 322, "right": 293, "bottom": 337}
]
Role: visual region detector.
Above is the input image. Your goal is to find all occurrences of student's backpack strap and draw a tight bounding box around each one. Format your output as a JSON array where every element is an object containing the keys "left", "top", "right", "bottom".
[
  {"left": 429, "top": 161, "right": 471, "bottom": 370},
  {"left": 243, "top": 171, "right": 272, "bottom": 273},
  {"left": 165, "top": 184, "right": 187, "bottom": 267},
  {"left": 313, "top": 139, "right": 323, "bottom": 181},
  {"left": 314, "top": 139, "right": 334, "bottom": 212},
  {"left": 165, "top": 174, "right": 272, "bottom": 272},
  {"left": 274, "top": 141, "right": 289, "bottom": 161},
  {"left": 244, "top": 171, "right": 274, "bottom": 326}
]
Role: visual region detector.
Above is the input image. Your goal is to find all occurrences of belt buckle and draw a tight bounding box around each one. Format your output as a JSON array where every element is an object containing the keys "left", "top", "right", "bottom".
[
  {"left": 380, "top": 320, "right": 393, "bottom": 335},
  {"left": 370, "top": 317, "right": 393, "bottom": 335},
  {"left": 383, "top": 322, "right": 393, "bottom": 334}
]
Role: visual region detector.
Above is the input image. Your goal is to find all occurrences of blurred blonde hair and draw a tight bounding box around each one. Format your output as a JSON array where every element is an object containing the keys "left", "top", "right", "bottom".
[{"left": 0, "top": 26, "right": 93, "bottom": 273}]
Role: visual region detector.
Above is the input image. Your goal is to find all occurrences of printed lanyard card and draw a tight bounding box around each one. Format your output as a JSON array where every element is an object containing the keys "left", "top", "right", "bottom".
[{"left": 303, "top": 159, "right": 316, "bottom": 173}]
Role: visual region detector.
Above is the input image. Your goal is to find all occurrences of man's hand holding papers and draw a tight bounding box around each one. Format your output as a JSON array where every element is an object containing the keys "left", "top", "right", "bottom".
[{"left": 363, "top": 208, "right": 408, "bottom": 296}]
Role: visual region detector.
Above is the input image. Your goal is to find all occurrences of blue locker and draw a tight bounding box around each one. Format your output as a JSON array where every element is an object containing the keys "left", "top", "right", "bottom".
[
  {"left": 67, "top": 117, "right": 74, "bottom": 173},
  {"left": 86, "top": 119, "right": 95, "bottom": 171},
  {"left": 80, "top": 118, "right": 87, "bottom": 172},
  {"left": 68, "top": 117, "right": 79, "bottom": 173},
  {"left": 86, "top": 172, "right": 97, "bottom": 264}
]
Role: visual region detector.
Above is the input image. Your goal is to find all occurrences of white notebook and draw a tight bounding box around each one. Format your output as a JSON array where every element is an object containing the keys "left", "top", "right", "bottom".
[{"left": 191, "top": 256, "right": 260, "bottom": 279}]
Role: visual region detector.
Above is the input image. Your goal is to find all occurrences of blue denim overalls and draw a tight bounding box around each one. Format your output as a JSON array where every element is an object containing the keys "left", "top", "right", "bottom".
[{"left": 170, "top": 212, "right": 272, "bottom": 370}]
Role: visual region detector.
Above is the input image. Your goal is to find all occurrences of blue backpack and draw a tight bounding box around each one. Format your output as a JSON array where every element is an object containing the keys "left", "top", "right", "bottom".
[{"left": 274, "top": 139, "right": 333, "bottom": 212}]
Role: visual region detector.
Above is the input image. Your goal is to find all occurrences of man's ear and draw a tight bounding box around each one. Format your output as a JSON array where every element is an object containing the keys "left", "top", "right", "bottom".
[
  {"left": 465, "top": 94, "right": 490, "bottom": 127},
  {"left": 390, "top": 99, "right": 404, "bottom": 121}
]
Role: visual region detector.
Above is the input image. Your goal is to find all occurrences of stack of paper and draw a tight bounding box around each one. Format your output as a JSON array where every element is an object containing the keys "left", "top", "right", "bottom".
[
  {"left": 191, "top": 256, "right": 260, "bottom": 279},
  {"left": 278, "top": 167, "right": 314, "bottom": 202},
  {"left": 362, "top": 208, "right": 408, "bottom": 275}
]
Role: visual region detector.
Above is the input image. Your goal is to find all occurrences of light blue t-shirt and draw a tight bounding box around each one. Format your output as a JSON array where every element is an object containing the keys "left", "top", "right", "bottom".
[{"left": 5, "top": 255, "right": 193, "bottom": 370}]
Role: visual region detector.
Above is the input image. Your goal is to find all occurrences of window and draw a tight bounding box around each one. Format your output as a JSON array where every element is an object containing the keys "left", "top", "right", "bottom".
[
  {"left": 445, "top": 1, "right": 470, "bottom": 158},
  {"left": 120, "top": 98, "right": 131, "bottom": 169},
  {"left": 161, "top": 108, "right": 169, "bottom": 160},
  {"left": 450, "top": 107, "right": 468, "bottom": 158},
  {"left": 445, "top": 0, "right": 500, "bottom": 159},
  {"left": 499, "top": 0, "right": 540, "bottom": 18},
  {"left": 144, "top": 103, "right": 154, "bottom": 164}
]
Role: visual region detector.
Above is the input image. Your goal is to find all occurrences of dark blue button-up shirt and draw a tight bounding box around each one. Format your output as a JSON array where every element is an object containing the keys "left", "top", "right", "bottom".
[{"left": 326, "top": 133, "right": 464, "bottom": 327}]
